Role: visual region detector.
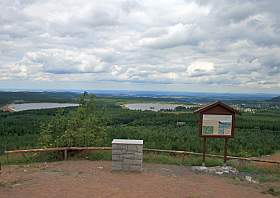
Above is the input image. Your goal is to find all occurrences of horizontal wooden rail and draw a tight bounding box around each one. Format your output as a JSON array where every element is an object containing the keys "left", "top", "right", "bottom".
[
  {"left": 69, "top": 147, "right": 112, "bottom": 151},
  {"left": 4, "top": 147, "right": 280, "bottom": 165},
  {"left": 143, "top": 148, "right": 280, "bottom": 165},
  {"left": 5, "top": 147, "right": 66, "bottom": 153},
  {"left": 4, "top": 147, "right": 112, "bottom": 154}
]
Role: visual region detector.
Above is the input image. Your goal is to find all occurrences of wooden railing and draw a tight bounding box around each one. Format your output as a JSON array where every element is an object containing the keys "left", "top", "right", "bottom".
[
  {"left": 144, "top": 148, "right": 280, "bottom": 165},
  {"left": 2, "top": 147, "right": 280, "bottom": 165}
]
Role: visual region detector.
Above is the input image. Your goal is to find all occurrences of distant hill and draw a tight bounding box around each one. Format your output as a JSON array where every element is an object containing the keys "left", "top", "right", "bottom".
[
  {"left": 0, "top": 91, "right": 80, "bottom": 105},
  {"left": 270, "top": 96, "right": 280, "bottom": 102}
]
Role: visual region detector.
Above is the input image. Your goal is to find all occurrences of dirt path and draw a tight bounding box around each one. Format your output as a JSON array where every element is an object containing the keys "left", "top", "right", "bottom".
[{"left": 0, "top": 160, "right": 275, "bottom": 198}]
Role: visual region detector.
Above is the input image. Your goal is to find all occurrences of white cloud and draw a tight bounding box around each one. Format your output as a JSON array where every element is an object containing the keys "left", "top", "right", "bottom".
[
  {"left": 0, "top": 0, "right": 280, "bottom": 92},
  {"left": 24, "top": 49, "right": 109, "bottom": 74},
  {"left": 187, "top": 61, "right": 215, "bottom": 77},
  {"left": 139, "top": 23, "right": 204, "bottom": 48}
]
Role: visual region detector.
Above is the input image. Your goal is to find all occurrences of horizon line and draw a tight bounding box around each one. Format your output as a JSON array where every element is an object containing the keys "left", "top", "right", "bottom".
[{"left": 0, "top": 88, "right": 278, "bottom": 96}]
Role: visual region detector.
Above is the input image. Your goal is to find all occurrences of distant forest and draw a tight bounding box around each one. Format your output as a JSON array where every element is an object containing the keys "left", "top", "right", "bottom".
[
  {"left": 0, "top": 91, "right": 80, "bottom": 105},
  {"left": 271, "top": 96, "right": 280, "bottom": 102}
]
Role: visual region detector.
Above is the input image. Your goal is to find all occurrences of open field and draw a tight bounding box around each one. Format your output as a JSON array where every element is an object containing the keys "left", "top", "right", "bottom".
[{"left": 0, "top": 160, "right": 278, "bottom": 198}]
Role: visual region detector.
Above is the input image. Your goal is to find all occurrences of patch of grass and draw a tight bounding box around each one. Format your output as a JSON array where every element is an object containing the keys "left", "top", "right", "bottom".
[
  {"left": 184, "top": 156, "right": 223, "bottom": 167},
  {"left": 0, "top": 179, "right": 21, "bottom": 188},
  {"left": 144, "top": 153, "right": 182, "bottom": 165},
  {"left": 238, "top": 165, "right": 280, "bottom": 175},
  {"left": 0, "top": 151, "right": 113, "bottom": 165},
  {"left": 263, "top": 187, "right": 280, "bottom": 197},
  {"left": 0, "top": 154, "right": 34, "bottom": 165},
  {"left": 0, "top": 152, "right": 63, "bottom": 165},
  {"left": 86, "top": 151, "right": 112, "bottom": 161},
  {"left": 71, "top": 151, "right": 112, "bottom": 161},
  {"left": 143, "top": 153, "right": 223, "bottom": 167},
  {"left": 34, "top": 152, "right": 63, "bottom": 162},
  {"left": 257, "top": 174, "right": 280, "bottom": 183},
  {"left": 229, "top": 161, "right": 280, "bottom": 183}
]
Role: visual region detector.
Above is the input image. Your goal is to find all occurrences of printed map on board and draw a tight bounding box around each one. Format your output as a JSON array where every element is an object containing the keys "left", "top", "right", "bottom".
[{"left": 202, "top": 114, "right": 232, "bottom": 136}]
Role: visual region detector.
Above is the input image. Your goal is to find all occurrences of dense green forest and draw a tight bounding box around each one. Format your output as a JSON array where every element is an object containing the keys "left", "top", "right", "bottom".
[{"left": 0, "top": 94, "right": 279, "bottom": 157}]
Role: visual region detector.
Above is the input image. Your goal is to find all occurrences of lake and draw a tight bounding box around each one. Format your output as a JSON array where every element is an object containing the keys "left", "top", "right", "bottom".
[
  {"left": 6, "top": 103, "right": 79, "bottom": 112},
  {"left": 123, "top": 103, "right": 195, "bottom": 112}
]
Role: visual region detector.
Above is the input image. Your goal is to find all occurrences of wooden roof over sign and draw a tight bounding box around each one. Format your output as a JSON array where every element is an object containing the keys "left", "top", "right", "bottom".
[{"left": 194, "top": 101, "right": 237, "bottom": 114}]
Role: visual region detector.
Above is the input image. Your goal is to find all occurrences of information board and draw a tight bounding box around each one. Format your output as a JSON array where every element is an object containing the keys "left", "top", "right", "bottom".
[
  {"left": 202, "top": 114, "right": 232, "bottom": 136},
  {"left": 194, "top": 101, "right": 237, "bottom": 164}
]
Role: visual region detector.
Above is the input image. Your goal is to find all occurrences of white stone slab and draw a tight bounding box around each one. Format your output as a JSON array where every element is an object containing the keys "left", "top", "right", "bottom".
[{"left": 112, "top": 139, "right": 143, "bottom": 145}]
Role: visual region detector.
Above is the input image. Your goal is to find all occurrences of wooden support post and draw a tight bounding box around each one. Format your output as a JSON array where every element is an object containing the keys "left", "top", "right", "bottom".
[
  {"left": 64, "top": 148, "right": 68, "bottom": 160},
  {"left": 202, "top": 137, "right": 207, "bottom": 166},
  {"left": 224, "top": 138, "right": 228, "bottom": 165},
  {"left": 181, "top": 154, "right": 185, "bottom": 164},
  {"left": 237, "top": 159, "right": 244, "bottom": 168},
  {"left": 6, "top": 153, "right": 9, "bottom": 164}
]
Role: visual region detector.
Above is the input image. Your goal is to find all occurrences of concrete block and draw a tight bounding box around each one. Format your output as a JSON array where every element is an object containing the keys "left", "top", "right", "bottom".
[
  {"left": 112, "top": 139, "right": 143, "bottom": 172},
  {"left": 127, "top": 145, "right": 138, "bottom": 151},
  {"left": 123, "top": 153, "right": 135, "bottom": 159},
  {"left": 121, "top": 145, "right": 128, "bottom": 150},
  {"left": 112, "top": 161, "right": 122, "bottom": 166},
  {"left": 112, "top": 154, "right": 121, "bottom": 161},
  {"left": 130, "top": 165, "right": 142, "bottom": 172},
  {"left": 112, "top": 144, "right": 122, "bottom": 150},
  {"left": 121, "top": 149, "right": 128, "bottom": 154},
  {"left": 134, "top": 153, "right": 143, "bottom": 160},
  {"left": 122, "top": 164, "right": 130, "bottom": 171},
  {"left": 123, "top": 153, "right": 143, "bottom": 160},
  {"left": 112, "top": 165, "right": 122, "bottom": 171},
  {"left": 136, "top": 145, "right": 143, "bottom": 152},
  {"left": 112, "top": 149, "right": 122, "bottom": 155},
  {"left": 123, "top": 159, "right": 142, "bottom": 165}
]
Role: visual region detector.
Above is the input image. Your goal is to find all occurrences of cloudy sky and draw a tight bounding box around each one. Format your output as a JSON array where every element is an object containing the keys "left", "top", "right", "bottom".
[{"left": 1, "top": 0, "right": 280, "bottom": 93}]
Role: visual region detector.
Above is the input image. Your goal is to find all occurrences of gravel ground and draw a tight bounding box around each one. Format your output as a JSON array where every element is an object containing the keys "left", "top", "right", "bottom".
[{"left": 0, "top": 160, "right": 276, "bottom": 198}]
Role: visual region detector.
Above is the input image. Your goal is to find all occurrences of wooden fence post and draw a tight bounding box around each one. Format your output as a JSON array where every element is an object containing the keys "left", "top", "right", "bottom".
[
  {"left": 181, "top": 154, "right": 185, "bottom": 164},
  {"left": 202, "top": 137, "right": 207, "bottom": 166},
  {"left": 6, "top": 152, "right": 9, "bottom": 164},
  {"left": 224, "top": 138, "right": 228, "bottom": 165},
  {"left": 64, "top": 148, "right": 68, "bottom": 160}
]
